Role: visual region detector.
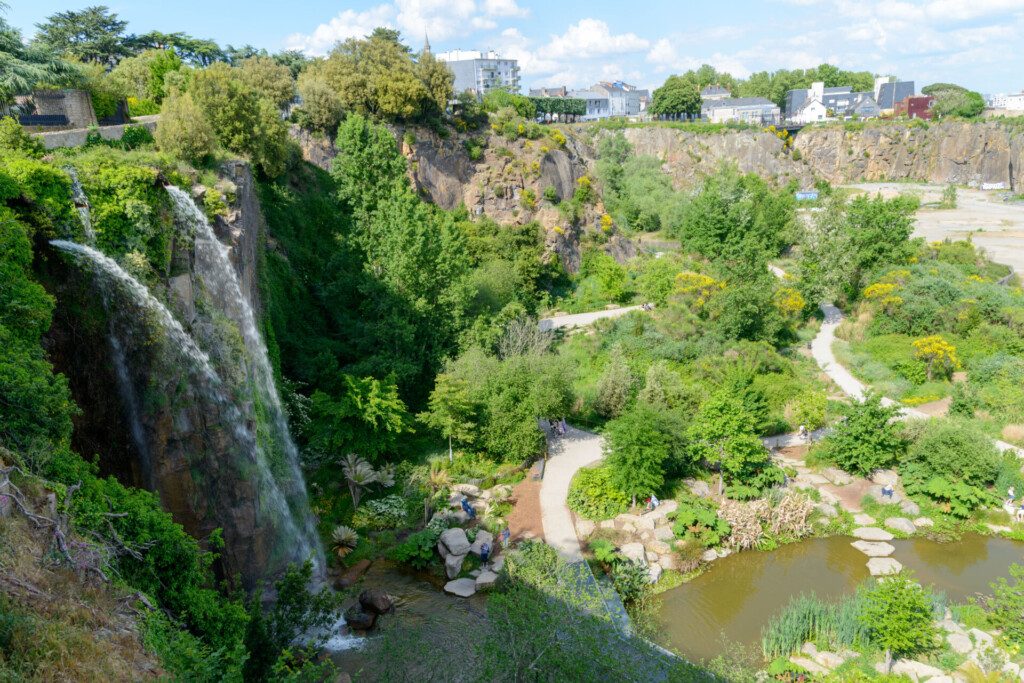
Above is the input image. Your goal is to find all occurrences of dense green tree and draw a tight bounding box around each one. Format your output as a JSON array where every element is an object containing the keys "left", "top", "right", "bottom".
[
  {"left": 155, "top": 92, "right": 216, "bottom": 163},
  {"left": 859, "top": 573, "right": 939, "bottom": 673},
  {"left": 320, "top": 28, "right": 450, "bottom": 121},
  {"left": 295, "top": 75, "right": 343, "bottom": 134},
  {"left": 236, "top": 55, "right": 295, "bottom": 108},
  {"left": 923, "top": 82, "right": 986, "bottom": 118},
  {"left": 605, "top": 403, "right": 675, "bottom": 505},
  {"left": 189, "top": 62, "right": 291, "bottom": 176},
  {"left": 33, "top": 5, "right": 130, "bottom": 65},
  {"left": 845, "top": 193, "right": 918, "bottom": 290},
  {"left": 272, "top": 49, "right": 309, "bottom": 78},
  {"left": 331, "top": 112, "right": 409, "bottom": 225},
  {"left": 594, "top": 345, "right": 634, "bottom": 418},
  {"left": 816, "top": 393, "right": 907, "bottom": 476},
  {"left": 796, "top": 196, "right": 854, "bottom": 305},
  {"left": 109, "top": 48, "right": 183, "bottom": 102},
  {"left": 306, "top": 374, "right": 409, "bottom": 463},
  {"left": 129, "top": 31, "right": 225, "bottom": 66},
  {"left": 650, "top": 74, "right": 702, "bottom": 117},
  {"left": 736, "top": 64, "right": 876, "bottom": 108},
  {"left": 417, "top": 372, "right": 475, "bottom": 463}
]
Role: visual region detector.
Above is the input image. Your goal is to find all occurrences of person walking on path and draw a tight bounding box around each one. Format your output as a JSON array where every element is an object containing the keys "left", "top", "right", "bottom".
[
  {"left": 1008, "top": 486, "right": 1017, "bottom": 507},
  {"left": 460, "top": 497, "right": 476, "bottom": 520}
]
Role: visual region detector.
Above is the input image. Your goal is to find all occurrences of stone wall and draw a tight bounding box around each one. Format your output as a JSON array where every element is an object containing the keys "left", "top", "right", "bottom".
[
  {"left": 34, "top": 115, "right": 160, "bottom": 150},
  {"left": 33, "top": 89, "right": 97, "bottom": 128}
]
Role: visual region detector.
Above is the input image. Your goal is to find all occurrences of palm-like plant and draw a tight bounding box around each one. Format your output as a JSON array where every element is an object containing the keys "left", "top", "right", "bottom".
[
  {"left": 421, "top": 460, "right": 451, "bottom": 525},
  {"left": 331, "top": 525, "right": 359, "bottom": 561},
  {"left": 341, "top": 453, "right": 377, "bottom": 509},
  {"left": 374, "top": 463, "right": 396, "bottom": 489}
]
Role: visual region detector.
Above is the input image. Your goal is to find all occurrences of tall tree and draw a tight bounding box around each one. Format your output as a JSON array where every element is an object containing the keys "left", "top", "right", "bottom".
[
  {"left": 604, "top": 404, "right": 674, "bottom": 506},
  {"left": 417, "top": 373, "right": 475, "bottom": 463},
  {"left": 650, "top": 74, "right": 702, "bottom": 117},
  {"left": 33, "top": 5, "right": 130, "bottom": 65},
  {"left": 1, "top": 9, "right": 75, "bottom": 103}
]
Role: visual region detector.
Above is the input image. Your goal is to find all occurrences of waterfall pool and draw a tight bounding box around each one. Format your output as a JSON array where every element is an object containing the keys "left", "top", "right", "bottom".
[{"left": 654, "top": 534, "right": 1024, "bottom": 663}]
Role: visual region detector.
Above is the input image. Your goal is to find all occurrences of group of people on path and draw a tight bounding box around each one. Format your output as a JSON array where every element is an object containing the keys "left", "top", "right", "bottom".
[
  {"left": 1008, "top": 486, "right": 1024, "bottom": 522},
  {"left": 458, "top": 495, "right": 513, "bottom": 569}
]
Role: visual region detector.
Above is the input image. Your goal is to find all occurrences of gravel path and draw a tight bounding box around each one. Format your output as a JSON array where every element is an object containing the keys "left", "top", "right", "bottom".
[
  {"left": 538, "top": 425, "right": 605, "bottom": 562},
  {"left": 539, "top": 305, "right": 643, "bottom": 331}
]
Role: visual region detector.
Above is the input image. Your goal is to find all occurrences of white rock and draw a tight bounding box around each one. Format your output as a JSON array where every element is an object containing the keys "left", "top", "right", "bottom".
[
  {"left": 475, "top": 570, "right": 499, "bottom": 588},
  {"left": 660, "top": 500, "right": 679, "bottom": 515},
  {"left": 851, "top": 540, "right": 895, "bottom": 557},
  {"left": 927, "top": 676, "right": 954, "bottom": 683},
  {"left": 790, "top": 656, "right": 828, "bottom": 674},
  {"left": 900, "top": 499, "right": 921, "bottom": 516},
  {"left": 701, "top": 549, "right": 718, "bottom": 562},
  {"left": 452, "top": 483, "right": 481, "bottom": 497},
  {"left": 648, "top": 563, "right": 663, "bottom": 584},
  {"left": 818, "top": 488, "right": 841, "bottom": 505},
  {"left": 646, "top": 540, "right": 671, "bottom": 555},
  {"left": 443, "top": 578, "right": 476, "bottom": 597},
  {"left": 716, "top": 548, "right": 732, "bottom": 558},
  {"left": 869, "top": 486, "right": 903, "bottom": 504},
  {"left": 439, "top": 528, "right": 471, "bottom": 556},
  {"left": 634, "top": 516, "right": 656, "bottom": 531},
  {"left": 576, "top": 520, "right": 596, "bottom": 538},
  {"left": 884, "top": 517, "right": 917, "bottom": 534},
  {"left": 659, "top": 554, "right": 677, "bottom": 571},
  {"left": 491, "top": 555, "right": 505, "bottom": 573},
  {"left": 685, "top": 480, "right": 711, "bottom": 498},
  {"left": 947, "top": 632, "right": 972, "bottom": 654},
  {"left": 645, "top": 551, "right": 659, "bottom": 563},
  {"left": 620, "top": 543, "right": 647, "bottom": 564},
  {"left": 969, "top": 628, "right": 994, "bottom": 649},
  {"left": 913, "top": 517, "right": 935, "bottom": 528},
  {"left": 801, "top": 642, "right": 817, "bottom": 656},
  {"left": 1002, "top": 662, "right": 1020, "bottom": 677},
  {"left": 939, "top": 619, "right": 966, "bottom": 635},
  {"left": 867, "top": 557, "right": 903, "bottom": 576},
  {"left": 871, "top": 469, "right": 900, "bottom": 486},
  {"left": 469, "top": 530, "right": 494, "bottom": 557},
  {"left": 853, "top": 513, "right": 876, "bottom": 526},
  {"left": 599, "top": 519, "right": 616, "bottom": 530},
  {"left": 622, "top": 523, "right": 636, "bottom": 534},
  {"left": 654, "top": 526, "right": 675, "bottom": 541},
  {"left": 814, "top": 651, "right": 846, "bottom": 670},
  {"left": 817, "top": 503, "right": 839, "bottom": 518},
  {"left": 616, "top": 513, "right": 642, "bottom": 525},
  {"left": 445, "top": 552, "right": 467, "bottom": 579},
  {"left": 796, "top": 473, "right": 830, "bottom": 485},
  {"left": 892, "top": 659, "right": 943, "bottom": 679},
  {"left": 986, "top": 524, "right": 1012, "bottom": 534},
  {"left": 853, "top": 527, "right": 895, "bottom": 541}
]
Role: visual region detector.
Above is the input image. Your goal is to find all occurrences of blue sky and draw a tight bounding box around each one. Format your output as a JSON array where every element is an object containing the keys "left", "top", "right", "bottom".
[{"left": 7, "top": 0, "right": 1024, "bottom": 93}]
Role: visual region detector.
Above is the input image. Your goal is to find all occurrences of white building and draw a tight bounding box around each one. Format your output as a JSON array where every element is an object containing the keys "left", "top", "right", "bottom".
[
  {"left": 436, "top": 50, "right": 521, "bottom": 97},
  {"left": 790, "top": 98, "right": 829, "bottom": 124},
  {"left": 566, "top": 90, "right": 611, "bottom": 120},
  {"left": 702, "top": 97, "right": 781, "bottom": 125},
  {"left": 590, "top": 82, "right": 643, "bottom": 117},
  {"left": 989, "top": 92, "right": 1024, "bottom": 110}
]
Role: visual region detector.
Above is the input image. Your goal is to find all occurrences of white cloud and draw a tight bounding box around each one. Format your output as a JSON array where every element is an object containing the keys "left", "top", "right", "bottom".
[
  {"left": 483, "top": 0, "right": 530, "bottom": 18},
  {"left": 283, "top": 5, "right": 395, "bottom": 55},
  {"left": 546, "top": 19, "right": 650, "bottom": 59},
  {"left": 395, "top": 0, "right": 478, "bottom": 41}
]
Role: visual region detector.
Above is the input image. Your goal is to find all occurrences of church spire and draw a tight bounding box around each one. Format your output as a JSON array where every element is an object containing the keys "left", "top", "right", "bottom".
[{"left": 423, "top": 32, "right": 431, "bottom": 54}]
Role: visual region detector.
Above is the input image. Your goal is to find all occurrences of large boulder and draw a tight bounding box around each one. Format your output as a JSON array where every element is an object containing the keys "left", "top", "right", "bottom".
[
  {"left": 648, "top": 563, "right": 663, "bottom": 584},
  {"left": 867, "top": 557, "right": 903, "bottom": 576},
  {"left": 870, "top": 470, "right": 900, "bottom": 486},
  {"left": 685, "top": 480, "right": 712, "bottom": 498},
  {"left": 891, "top": 660, "right": 943, "bottom": 680},
  {"left": 868, "top": 486, "right": 902, "bottom": 504},
  {"left": 343, "top": 604, "right": 377, "bottom": 631},
  {"left": 884, "top": 517, "right": 917, "bottom": 535},
  {"left": 452, "top": 483, "right": 482, "bottom": 498},
  {"left": 947, "top": 632, "right": 972, "bottom": 654},
  {"left": 475, "top": 570, "right": 499, "bottom": 589},
  {"left": 445, "top": 552, "right": 468, "bottom": 579},
  {"left": 469, "top": 530, "right": 494, "bottom": 557},
  {"left": 620, "top": 543, "right": 647, "bottom": 565},
  {"left": 821, "top": 468, "right": 853, "bottom": 486},
  {"left": 358, "top": 589, "right": 395, "bottom": 615},
  {"left": 576, "top": 519, "right": 596, "bottom": 538},
  {"left": 900, "top": 499, "right": 921, "bottom": 516},
  {"left": 439, "top": 527, "right": 471, "bottom": 556},
  {"left": 654, "top": 526, "right": 675, "bottom": 541}
]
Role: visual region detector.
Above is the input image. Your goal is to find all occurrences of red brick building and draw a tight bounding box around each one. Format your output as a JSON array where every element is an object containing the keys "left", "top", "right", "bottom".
[{"left": 896, "top": 95, "right": 935, "bottom": 119}]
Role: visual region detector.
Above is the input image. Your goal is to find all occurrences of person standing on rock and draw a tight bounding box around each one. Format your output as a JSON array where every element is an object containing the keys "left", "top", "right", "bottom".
[
  {"left": 881, "top": 483, "right": 895, "bottom": 500},
  {"left": 479, "top": 541, "right": 491, "bottom": 569},
  {"left": 1008, "top": 485, "right": 1016, "bottom": 507},
  {"left": 461, "top": 497, "right": 476, "bottom": 520}
]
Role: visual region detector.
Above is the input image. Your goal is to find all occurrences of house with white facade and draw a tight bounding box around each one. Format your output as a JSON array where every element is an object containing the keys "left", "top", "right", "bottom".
[
  {"left": 436, "top": 50, "right": 521, "bottom": 97},
  {"left": 785, "top": 81, "right": 882, "bottom": 122},
  {"left": 590, "top": 82, "right": 643, "bottom": 117},
  {"left": 567, "top": 90, "right": 611, "bottom": 120},
  {"left": 989, "top": 92, "right": 1024, "bottom": 111},
  {"left": 702, "top": 97, "right": 780, "bottom": 125}
]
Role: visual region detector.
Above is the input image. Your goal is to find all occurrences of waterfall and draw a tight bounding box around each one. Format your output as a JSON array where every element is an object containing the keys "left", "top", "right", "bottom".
[
  {"left": 64, "top": 168, "right": 95, "bottom": 244},
  {"left": 108, "top": 331, "right": 153, "bottom": 489},
  {"left": 50, "top": 239, "right": 322, "bottom": 578},
  {"left": 166, "top": 186, "right": 326, "bottom": 575}
]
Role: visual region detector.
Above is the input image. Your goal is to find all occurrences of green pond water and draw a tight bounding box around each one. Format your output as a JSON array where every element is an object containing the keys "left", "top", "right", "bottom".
[{"left": 655, "top": 534, "right": 1024, "bottom": 663}]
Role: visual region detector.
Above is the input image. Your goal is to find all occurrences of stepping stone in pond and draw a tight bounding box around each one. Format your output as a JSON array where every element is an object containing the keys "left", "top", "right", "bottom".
[
  {"left": 853, "top": 513, "right": 876, "bottom": 526},
  {"left": 443, "top": 578, "right": 477, "bottom": 597},
  {"left": 867, "top": 557, "right": 902, "bottom": 576},
  {"left": 851, "top": 540, "right": 895, "bottom": 557},
  {"left": 852, "top": 527, "right": 894, "bottom": 541}
]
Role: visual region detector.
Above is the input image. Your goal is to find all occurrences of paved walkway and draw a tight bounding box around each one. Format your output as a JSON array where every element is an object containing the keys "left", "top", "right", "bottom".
[
  {"left": 539, "top": 305, "right": 643, "bottom": 332},
  {"left": 539, "top": 425, "right": 605, "bottom": 562}
]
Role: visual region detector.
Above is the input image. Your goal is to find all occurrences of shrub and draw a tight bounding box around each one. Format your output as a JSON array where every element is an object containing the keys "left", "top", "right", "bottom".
[
  {"left": 859, "top": 573, "right": 939, "bottom": 668},
  {"left": 816, "top": 394, "right": 906, "bottom": 476},
  {"left": 784, "top": 391, "right": 827, "bottom": 430},
  {"left": 127, "top": 97, "right": 160, "bottom": 116},
  {"left": 567, "top": 465, "right": 629, "bottom": 520},
  {"left": 390, "top": 527, "right": 442, "bottom": 570},
  {"left": 588, "top": 538, "right": 619, "bottom": 565},
  {"left": 295, "top": 77, "right": 343, "bottom": 135},
  {"left": 119, "top": 125, "right": 154, "bottom": 150},
  {"left": 611, "top": 559, "right": 651, "bottom": 605},
  {"left": 902, "top": 419, "right": 1000, "bottom": 490},
  {"left": 985, "top": 564, "right": 1024, "bottom": 646},
  {"left": 542, "top": 185, "right": 558, "bottom": 203},
  {"left": 670, "top": 499, "right": 731, "bottom": 547},
  {"left": 155, "top": 93, "right": 216, "bottom": 163},
  {"left": 0, "top": 117, "right": 45, "bottom": 157},
  {"left": 351, "top": 494, "right": 409, "bottom": 530}
]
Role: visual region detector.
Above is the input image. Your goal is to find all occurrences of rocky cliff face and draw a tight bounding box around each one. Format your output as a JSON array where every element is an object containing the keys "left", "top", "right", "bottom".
[
  {"left": 615, "top": 127, "right": 813, "bottom": 188},
  {"left": 43, "top": 161, "right": 290, "bottom": 590},
  {"left": 795, "top": 121, "right": 1024, "bottom": 187}
]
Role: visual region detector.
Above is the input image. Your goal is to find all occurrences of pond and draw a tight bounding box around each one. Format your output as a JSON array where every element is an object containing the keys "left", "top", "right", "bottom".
[{"left": 654, "top": 534, "right": 1024, "bottom": 664}]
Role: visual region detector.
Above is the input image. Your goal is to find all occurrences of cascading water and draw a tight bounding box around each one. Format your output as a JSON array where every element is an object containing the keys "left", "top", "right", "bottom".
[
  {"left": 64, "top": 168, "right": 95, "bottom": 244},
  {"left": 49, "top": 239, "right": 322, "bottom": 581},
  {"left": 166, "top": 186, "right": 325, "bottom": 575}
]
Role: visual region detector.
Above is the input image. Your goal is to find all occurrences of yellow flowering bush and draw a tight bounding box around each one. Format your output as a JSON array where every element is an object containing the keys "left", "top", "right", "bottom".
[
  {"left": 675, "top": 272, "right": 724, "bottom": 307},
  {"left": 912, "top": 335, "right": 961, "bottom": 381}
]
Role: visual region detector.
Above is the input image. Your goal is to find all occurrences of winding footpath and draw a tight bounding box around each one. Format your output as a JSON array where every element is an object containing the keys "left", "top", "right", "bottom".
[
  {"left": 539, "top": 424, "right": 605, "bottom": 562},
  {"left": 538, "top": 305, "right": 643, "bottom": 332}
]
